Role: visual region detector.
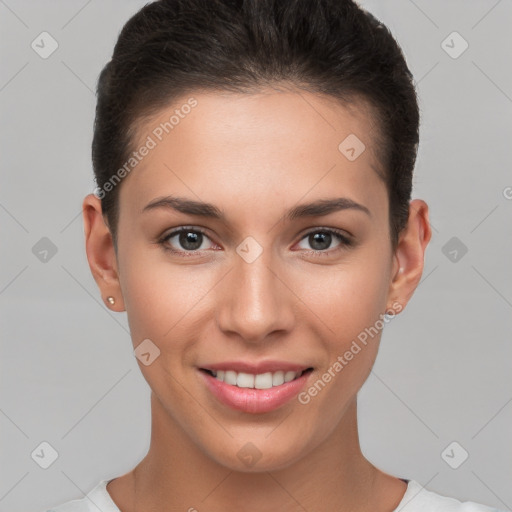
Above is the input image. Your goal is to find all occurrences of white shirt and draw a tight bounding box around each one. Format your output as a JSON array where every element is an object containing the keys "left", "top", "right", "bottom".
[{"left": 43, "top": 478, "right": 507, "bottom": 512}]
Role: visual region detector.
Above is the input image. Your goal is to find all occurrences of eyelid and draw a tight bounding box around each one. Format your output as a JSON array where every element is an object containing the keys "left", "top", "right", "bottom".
[
  {"left": 299, "top": 226, "right": 352, "bottom": 242},
  {"left": 158, "top": 225, "right": 354, "bottom": 256},
  {"left": 293, "top": 227, "right": 353, "bottom": 256},
  {"left": 158, "top": 225, "right": 216, "bottom": 249}
]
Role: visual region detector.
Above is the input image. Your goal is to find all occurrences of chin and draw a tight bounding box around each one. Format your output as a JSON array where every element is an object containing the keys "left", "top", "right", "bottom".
[{"left": 203, "top": 434, "right": 313, "bottom": 473}]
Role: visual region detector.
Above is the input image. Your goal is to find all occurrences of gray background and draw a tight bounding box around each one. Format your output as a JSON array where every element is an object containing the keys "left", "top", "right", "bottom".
[{"left": 0, "top": 1, "right": 511, "bottom": 511}]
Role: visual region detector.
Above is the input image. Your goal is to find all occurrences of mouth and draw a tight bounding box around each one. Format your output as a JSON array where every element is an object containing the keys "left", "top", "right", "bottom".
[
  {"left": 198, "top": 365, "right": 314, "bottom": 414},
  {"left": 199, "top": 368, "right": 313, "bottom": 389}
]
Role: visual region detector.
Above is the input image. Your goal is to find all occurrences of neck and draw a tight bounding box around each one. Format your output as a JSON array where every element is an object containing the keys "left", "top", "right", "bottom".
[{"left": 122, "top": 393, "right": 394, "bottom": 512}]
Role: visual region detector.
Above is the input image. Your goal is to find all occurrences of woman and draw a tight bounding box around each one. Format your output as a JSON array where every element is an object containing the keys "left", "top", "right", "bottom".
[{"left": 45, "top": 0, "right": 506, "bottom": 510}]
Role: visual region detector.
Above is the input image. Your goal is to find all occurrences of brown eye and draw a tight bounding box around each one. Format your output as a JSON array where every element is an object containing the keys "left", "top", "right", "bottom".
[
  {"left": 159, "top": 227, "right": 215, "bottom": 255},
  {"left": 296, "top": 228, "right": 353, "bottom": 255}
]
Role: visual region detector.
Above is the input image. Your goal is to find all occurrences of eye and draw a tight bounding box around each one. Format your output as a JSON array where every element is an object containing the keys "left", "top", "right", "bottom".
[
  {"left": 158, "top": 226, "right": 353, "bottom": 258},
  {"left": 158, "top": 226, "right": 216, "bottom": 256},
  {"left": 295, "top": 228, "right": 353, "bottom": 256}
]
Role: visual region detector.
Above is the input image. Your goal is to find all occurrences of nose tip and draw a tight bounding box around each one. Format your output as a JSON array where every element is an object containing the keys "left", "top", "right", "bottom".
[{"left": 216, "top": 256, "right": 294, "bottom": 344}]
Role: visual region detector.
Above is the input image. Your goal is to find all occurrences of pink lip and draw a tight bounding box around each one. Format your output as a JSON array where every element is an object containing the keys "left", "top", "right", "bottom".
[
  {"left": 199, "top": 368, "right": 313, "bottom": 414},
  {"left": 200, "top": 360, "right": 310, "bottom": 374}
]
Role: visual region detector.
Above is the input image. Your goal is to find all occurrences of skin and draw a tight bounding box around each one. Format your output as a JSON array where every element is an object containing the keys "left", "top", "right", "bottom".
[{"left": 83, "top": 87, "right": 431, "bottom": 511}]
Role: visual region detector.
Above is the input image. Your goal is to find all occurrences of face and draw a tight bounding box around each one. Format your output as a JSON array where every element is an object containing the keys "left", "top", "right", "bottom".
[{"left": 104, "top": 88, "right": 406, "bottom": 471}]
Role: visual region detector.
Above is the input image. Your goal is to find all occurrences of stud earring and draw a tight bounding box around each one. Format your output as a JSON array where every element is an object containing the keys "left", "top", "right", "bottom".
[{"left": 107, "top": 296, "right": 115, "bottom": 305}]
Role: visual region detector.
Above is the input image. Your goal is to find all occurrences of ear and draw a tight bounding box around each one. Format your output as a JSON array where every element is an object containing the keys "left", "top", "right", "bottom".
[
  {"left": 386, "top": 199, "right": 432, "bottom": 314},
  {"left": 82, "top": 193, "right": 125, "bottom": 312}
]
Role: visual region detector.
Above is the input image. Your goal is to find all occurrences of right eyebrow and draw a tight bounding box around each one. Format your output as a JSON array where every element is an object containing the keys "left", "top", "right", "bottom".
[{"left": 142, "top": 196, "right": 225, "bottom": 219}]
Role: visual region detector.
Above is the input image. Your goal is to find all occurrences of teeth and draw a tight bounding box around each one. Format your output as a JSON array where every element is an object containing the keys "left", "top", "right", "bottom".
[
  {"left": 284, "top": 371, "right": 296, "bottom": 383},
  {"left": 224, "top": 370, "right": 237, "bottom": 385},
  {"left": 254, "top": 372, "right": 273, "bottom": 389},
  {"left": 272, "top": 371, "right": 284, "bottom": 386},
  {"left": 237, "top": 373, "right": 254, "bottom": 388},
  {"left": 209, "top": 369, "right": 304, "bottom": 388}
]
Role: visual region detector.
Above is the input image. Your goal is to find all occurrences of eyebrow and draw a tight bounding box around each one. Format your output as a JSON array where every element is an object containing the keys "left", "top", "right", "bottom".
[{"left": 142, "top": 195, "right": 371, "bottom": 221}]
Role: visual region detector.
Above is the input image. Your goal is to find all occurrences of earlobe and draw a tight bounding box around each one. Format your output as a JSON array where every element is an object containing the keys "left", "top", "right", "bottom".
[
  {"left": 386, "top": 199, "right": 432, "bottom": 313},
  {"left": 82, "top": 193, "right": 125, "bottom": 311}
]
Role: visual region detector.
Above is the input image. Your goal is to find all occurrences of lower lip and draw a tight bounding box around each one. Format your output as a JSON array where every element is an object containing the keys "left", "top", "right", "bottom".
[{"left": 199, "top": 369, "right": 312, "bottom": 414}]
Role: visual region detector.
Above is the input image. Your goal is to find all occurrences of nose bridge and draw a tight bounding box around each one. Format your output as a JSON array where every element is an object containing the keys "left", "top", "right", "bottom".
[{"left": 216, "top": 242, "right": 294, "bottom": 343}]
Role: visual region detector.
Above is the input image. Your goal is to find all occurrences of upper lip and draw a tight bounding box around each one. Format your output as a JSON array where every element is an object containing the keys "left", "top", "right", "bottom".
[{"left": 200, "top": 360, "right": 312, "bottom": 374}]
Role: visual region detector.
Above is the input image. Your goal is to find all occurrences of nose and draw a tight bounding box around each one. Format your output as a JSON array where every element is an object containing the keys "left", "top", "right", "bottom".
[{"left": 216, "top": 248, "right": 295, "bottom": 345}]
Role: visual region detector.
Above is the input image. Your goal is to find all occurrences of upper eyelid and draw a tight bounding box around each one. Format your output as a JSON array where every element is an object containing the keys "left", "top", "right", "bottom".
[
  {"left": 161, "top": 226, "right": 212, "bottom": 240},
  {"left": 160, "top": 226, "right": 352, "bottom": 248},
  {"left": 296, "top": 228, "right": 353, "bottom": 248}
]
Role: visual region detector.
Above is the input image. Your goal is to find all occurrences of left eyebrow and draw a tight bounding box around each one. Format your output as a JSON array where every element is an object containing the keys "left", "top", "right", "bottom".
[
  {"left": 285, "top": 197, "right": 371, "bottom": 220},
  {"left": 141, "top": 195, "right": 371, "bottom": 220}
]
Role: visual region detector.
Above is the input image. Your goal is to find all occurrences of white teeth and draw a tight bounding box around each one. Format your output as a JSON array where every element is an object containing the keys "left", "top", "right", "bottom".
[
  {"left": 272, "top": 371, "right": 284, "bottom": 386},
  {"left": 254, "top": 372, "right": 273, "bottom": 389},
  {"left": 224, "top": 370, "right": 237, "bottom": 385},
  {"left": 237, "top": 373, "right": 254, "bottom": 388},
  {"left": 209, "top": 369, "right": 305, "bottom": 388},
  {"left": 284, "top": 371, "right": 296, "bottom": 383}
]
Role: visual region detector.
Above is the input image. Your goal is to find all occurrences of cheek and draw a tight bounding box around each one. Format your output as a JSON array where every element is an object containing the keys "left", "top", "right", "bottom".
[
  {"left": 295, "top": 255, "right": 390, "bottom": 342},
  {"left": 294, "top": 265, "right": 389, "bottom": 433},
  {"left": 294, "top": 251, "right": 391, "bottom": 395},
  {"left": 117, "top": 252, "right": 232, "bottom": 446},
  {"left": 119, "top": 257, "right": 204, "bottom": 404},
  {"left": 119, "top": 251, "right": 217, "bottom": 356}
]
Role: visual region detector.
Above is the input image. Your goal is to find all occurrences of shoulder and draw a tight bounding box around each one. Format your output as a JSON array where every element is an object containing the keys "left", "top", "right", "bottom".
[
  {"left": 42, "top": 479, "right": 120, "bottom": 512},
  {"left": 396, "top": 479, "right": 508, "bottom": 512}
]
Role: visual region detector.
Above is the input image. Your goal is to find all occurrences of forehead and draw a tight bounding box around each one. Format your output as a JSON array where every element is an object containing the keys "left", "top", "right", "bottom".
[{"left": 119, "top": 88, "right": 388, "bottom": 224}]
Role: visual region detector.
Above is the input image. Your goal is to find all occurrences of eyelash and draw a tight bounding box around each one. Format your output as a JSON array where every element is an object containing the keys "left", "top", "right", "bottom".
[{"left": 157, "top": 226, "right": 353, "bottom": 258}]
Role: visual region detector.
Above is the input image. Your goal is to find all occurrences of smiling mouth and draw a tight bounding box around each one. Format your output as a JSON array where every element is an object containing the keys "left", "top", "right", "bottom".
[{"left": 200, "top": 368, "right": 314, "bottom": 389}]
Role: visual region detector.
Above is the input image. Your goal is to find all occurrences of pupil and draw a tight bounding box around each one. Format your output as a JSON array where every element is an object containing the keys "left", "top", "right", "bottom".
[
  {"left": 180, "top": 231, "right": 202, "bottom": 250},
  {"left": 310, "top": 232, "right": 331, "bottom": 251}
]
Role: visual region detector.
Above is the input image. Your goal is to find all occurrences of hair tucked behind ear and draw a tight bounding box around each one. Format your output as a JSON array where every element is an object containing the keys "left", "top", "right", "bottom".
[{"left": 92, "top": 0, "right": 419, "bottom": 252}]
